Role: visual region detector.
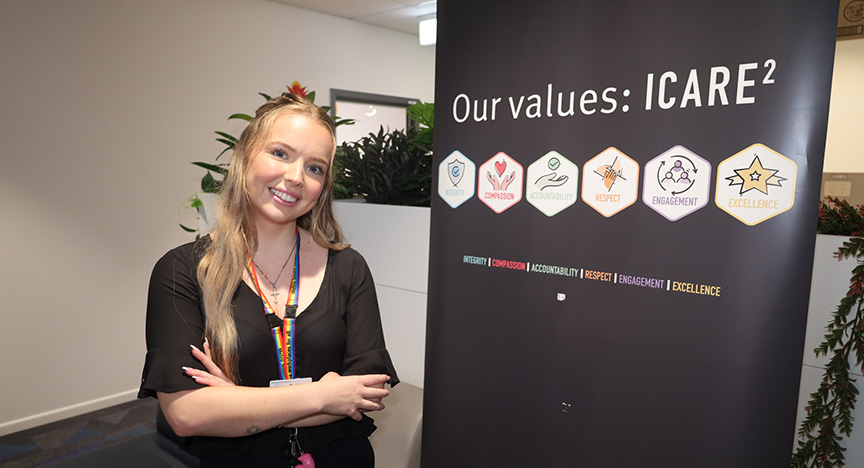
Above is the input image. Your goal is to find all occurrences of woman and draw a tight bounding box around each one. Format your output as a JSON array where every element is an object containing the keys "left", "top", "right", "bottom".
[{"left": 139, "top": 93, "right": 398, "bottom": 467}]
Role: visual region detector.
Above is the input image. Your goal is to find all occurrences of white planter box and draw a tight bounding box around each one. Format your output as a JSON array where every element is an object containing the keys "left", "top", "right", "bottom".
[
  {"left": 794, "top": 234, "right": 864, "bottom": 462},
  {"left": 333, "top": 201, "right": 430, "bottom": 388}
]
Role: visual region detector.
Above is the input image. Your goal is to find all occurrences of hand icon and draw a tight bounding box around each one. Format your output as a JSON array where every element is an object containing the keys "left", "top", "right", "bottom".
[
  {"left": 486, "top": 171, "right": 501, "bottom": 191},
  {"left": 500, "top": 171, "right": 516, "bottom": 191},
  {"left": 535, "top": 172, "right": 568, "bottom": 190}
]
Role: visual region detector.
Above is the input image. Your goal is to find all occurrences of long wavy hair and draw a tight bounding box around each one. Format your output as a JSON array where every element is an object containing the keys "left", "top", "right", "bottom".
[{"left": 197, "top": 93, "right": 347, "bottom": 383}]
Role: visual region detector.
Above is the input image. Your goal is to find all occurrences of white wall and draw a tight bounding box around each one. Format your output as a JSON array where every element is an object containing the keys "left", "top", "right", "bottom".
[
  {"left": 0, "top": 0, "right": 434, "bottom": 436},
  {"left": 824, "top": 39, "right": 864, "bottom": 173}
]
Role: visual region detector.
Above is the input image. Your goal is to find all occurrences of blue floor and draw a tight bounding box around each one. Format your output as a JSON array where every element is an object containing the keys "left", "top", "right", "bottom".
[{"left": 0, "top": 399, "right": 157, "bottom": 467}]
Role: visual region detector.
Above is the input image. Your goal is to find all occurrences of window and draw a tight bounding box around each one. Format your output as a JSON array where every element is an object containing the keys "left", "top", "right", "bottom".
[{"left": 330, "top": 89, "right": 418, "bottom": 145}]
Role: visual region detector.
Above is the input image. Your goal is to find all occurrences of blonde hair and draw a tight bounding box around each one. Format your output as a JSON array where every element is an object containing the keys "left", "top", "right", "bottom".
[{"left": 197, "top": 93, "right": 347, "bottom": 383}]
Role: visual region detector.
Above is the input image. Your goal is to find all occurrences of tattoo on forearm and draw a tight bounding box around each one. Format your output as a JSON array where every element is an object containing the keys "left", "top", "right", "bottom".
[{"left": 245, "top": 425, "right": 261, "bottom": 434}]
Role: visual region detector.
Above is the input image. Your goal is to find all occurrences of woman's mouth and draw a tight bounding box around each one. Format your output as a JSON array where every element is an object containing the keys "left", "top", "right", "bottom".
[{"left": 269, "top": 187, "right": 298, "bottom": 204}]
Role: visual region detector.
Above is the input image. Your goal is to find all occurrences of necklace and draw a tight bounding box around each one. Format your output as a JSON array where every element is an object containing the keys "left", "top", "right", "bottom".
[
  {"left": 250, "top": 232, "right": 298, "bottom": 301},
  {"left": 245, "top": 227, "right": 301, "bottom": 380}
]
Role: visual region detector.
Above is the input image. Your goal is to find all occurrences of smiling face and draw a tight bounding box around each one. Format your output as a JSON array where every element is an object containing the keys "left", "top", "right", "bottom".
[{"left": 244, "top": 111, "right": 335, "bottom": 229}]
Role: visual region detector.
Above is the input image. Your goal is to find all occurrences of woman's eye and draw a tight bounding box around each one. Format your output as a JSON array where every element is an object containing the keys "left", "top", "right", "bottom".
[
  {"left": 272, "top": 149, "right": 287, "bottom": 159},
  {"left": 307, "top": 164, "right": 325, "bottom": 176}
]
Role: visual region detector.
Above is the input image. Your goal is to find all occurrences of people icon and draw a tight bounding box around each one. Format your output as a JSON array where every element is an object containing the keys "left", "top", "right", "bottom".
[
  {"left": 663, "top": 171, "right": 675, "bottom": 183},
  {"left": 658, "top": 157, "right": 696, "bottom": 192}
]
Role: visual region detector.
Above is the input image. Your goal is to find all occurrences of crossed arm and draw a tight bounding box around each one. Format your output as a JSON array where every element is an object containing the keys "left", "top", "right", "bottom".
[{"left": 158, "top": 341, "right": 389, "bottom": 438}]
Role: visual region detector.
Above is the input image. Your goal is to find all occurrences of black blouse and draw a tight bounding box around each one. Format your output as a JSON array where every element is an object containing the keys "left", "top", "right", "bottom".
[{"left": 138, "top": 237, "right": 398, "bottom": 458}]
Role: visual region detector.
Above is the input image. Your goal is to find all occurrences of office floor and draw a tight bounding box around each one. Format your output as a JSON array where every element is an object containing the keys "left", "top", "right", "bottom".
[{"left": 0, "top": 399, "right": 158, "bottom": 467}]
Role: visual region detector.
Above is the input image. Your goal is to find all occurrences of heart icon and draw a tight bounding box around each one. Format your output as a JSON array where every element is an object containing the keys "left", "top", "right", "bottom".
[{"left": 494, "top": 160, "right": 506, "bottom": 176}]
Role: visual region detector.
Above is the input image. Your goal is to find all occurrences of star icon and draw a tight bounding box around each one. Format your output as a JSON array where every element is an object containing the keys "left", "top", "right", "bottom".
[{"left": 726, "top": 155, "right": 786, "bottom": 195}]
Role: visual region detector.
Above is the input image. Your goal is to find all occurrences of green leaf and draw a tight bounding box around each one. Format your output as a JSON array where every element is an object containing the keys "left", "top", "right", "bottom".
[
  {"left": 214, "top": 131, "right": 237, "bottom": 142},
  {"left": 192, "top": 162, "right": 229, "bottom": 175},
  {"left": 201, "top": 172, "right": 223, "bottom": 193},
  {"left": 259, "top": 92, "right": 272, "bottom": 101},
  {"left": 407, "top": 101, "right": 434, "bottom": 128},
  {"left": 179, "top": 223, "right": 198, "bottom": 233},
  {"left": 334, "top": 117, "right": 356, "bottom": 127},
  {"left": 306, "top": 91, "right": 316, "bottom": 104},
  {"left": 216, "top": 147, "right": 233, "bottom": 160},
  {"left": 228, "top": 113, "right": 253, "bottom": 121}
]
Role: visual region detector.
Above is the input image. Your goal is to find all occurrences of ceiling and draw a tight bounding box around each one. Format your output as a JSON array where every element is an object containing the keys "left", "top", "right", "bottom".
[{"left": 267, "top": 0, "right": 436, "bottom": 36}]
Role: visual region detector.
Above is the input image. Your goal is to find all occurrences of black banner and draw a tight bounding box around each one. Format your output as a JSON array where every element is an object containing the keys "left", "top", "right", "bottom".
[{"left": 424, "top": 1, "right": 838, "bottom": 466}]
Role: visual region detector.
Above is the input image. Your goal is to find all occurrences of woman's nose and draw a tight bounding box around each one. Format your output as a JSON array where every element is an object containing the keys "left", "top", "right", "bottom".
[{"left": 284, "top": 161, "right": 304, "bottom": 186}]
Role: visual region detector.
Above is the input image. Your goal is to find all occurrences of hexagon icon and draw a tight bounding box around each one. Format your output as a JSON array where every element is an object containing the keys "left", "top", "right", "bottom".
[
  {"left": 478, "top": 152, "right": 523, "bottom": 213},
  {"left": 582, "top": 147, "right": 639, "bottom": 217},
  {"left": 642, "top": 145, "right": 711, "bottom": 221},
  {"left": 526, "top": 151, "right": 578, "bottom": 217},
  {"left": 438, "top": 150, "right": 476, "bottom": 209},
  {"left": 715, "top": 143, "right": 797, "bottom": 226}
]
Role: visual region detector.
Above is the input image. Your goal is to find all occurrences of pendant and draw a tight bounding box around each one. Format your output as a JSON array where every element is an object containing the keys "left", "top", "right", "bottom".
[
  {"left": 295, "top": 453, "right": 315, "bottom": 467},
  {"left": 266, "top": 279, "right": 278, "bottom": 299}
]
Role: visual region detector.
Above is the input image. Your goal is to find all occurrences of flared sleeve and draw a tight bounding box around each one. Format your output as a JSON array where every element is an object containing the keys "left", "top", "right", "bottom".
[
  {"left": 138, "top": 241, "right": 208, "bottom": 398},
  {"left": 339, "top": 248, "right": 399, "bottom": 386}
]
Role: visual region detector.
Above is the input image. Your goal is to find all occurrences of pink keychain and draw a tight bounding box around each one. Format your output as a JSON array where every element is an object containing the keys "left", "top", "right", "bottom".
[
  {"left": 295, "top": 452, "right": 314, "bottom": 467},
  {"left": 286, "top": 428, "right": 314, "bottom": 467}
]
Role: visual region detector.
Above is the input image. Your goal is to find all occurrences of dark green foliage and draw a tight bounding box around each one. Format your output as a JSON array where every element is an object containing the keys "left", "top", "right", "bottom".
[
  {"left": 331, "top": 100, "right": 434, "bottom": 206},
  {"left": 336, "top": 126, "right": 431, "bottom": 206},
  {"left": 792, "top": 197, "right": 864, "bottom": 467},
  {"left": 407, "top": 101, "right": 434, "bottom": 154},
  {"left": 817, "top": 197, "right": 864, "bottom": 236},
  {"left": 331, "top": 146, "right": 352, "bottom": 200}
]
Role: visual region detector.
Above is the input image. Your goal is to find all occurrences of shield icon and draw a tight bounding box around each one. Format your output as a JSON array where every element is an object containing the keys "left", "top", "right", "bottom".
[{"left": 448, "top": 159, "right": 465, "bottom": 187}]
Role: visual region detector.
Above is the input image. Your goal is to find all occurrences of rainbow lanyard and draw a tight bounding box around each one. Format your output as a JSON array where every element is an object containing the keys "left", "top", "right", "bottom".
[{"left": 245, "top": 229, "right": 301, "bottom": 380}]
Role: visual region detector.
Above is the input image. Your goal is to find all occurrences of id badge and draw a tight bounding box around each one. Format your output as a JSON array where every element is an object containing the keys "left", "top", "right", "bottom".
[{"left": 270, "top": 378, "right": 312, "bottom": 387}]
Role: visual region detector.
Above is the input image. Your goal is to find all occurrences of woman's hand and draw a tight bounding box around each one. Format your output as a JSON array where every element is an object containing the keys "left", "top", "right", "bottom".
[
  {"left": 183, "top": 339, "right": 235, "bottom": 387},
  {"left": 316, "top": 372, "right": 390, "bottom": 421}
]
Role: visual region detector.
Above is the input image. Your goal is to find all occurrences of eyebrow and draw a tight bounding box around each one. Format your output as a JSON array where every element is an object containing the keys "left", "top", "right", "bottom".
[
  {"left": 310, "top": 155, "right": 330, "bottom": 167},
  {"left": 269, "top": 141, "right": 296, "bottom": 153}
]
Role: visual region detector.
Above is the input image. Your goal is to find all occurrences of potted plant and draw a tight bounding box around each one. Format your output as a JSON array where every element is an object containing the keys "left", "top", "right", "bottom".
[
  {"left": 792, "top": 196, "right": 864, "bottom": 467},
  {"left": 334, "top": 101, "right": 434, "bottom": 206},
  {"left": 335, "top": 126, "right": 430, "bottom": 206}
]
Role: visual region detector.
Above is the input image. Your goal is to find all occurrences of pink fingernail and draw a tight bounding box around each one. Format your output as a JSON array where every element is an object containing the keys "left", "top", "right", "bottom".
[{"left": 190, "top": 344, "right": 200, "bottom": 352}]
